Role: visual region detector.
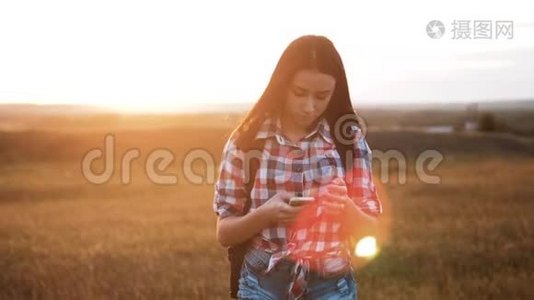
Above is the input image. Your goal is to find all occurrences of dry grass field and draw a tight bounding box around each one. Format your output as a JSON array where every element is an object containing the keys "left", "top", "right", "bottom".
[{"left": 0, "top": 114, "right": 533, "bottom": 299}]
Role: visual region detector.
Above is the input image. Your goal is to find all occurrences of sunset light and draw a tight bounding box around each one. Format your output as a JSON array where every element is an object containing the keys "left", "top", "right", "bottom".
[
  {"left": 1, "top": 0, "right": 532, "bottom": 112},
  {"left": 354, "top": 236, "right": 379, "bottom": 258}
]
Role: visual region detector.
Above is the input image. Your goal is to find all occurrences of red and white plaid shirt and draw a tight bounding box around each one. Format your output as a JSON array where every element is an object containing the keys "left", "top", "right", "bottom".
[{"left": 214, "top": 113, "right": 382, "bottom": 298}]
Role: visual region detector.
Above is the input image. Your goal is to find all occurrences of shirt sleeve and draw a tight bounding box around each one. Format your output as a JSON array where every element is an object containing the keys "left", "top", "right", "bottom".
[
  {"left": 212, "top": 136, "right": 248, "bottom": 219},
  {"left": 346, "top": 125, "right": 383, "bottom": 217}
]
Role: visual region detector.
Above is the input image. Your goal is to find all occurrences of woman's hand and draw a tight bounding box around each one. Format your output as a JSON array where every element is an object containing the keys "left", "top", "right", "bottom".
[
  {"left": 257, "top": 192, "right": 306, "bottom": 227},
  {"left": 318, "top": 177, "right": 350, "bottom": 216}
]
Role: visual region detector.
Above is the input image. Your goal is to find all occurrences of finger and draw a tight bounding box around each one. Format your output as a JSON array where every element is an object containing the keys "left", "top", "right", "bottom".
[
  {"left": 325, "top": 201, "right": 344, "bottom": 211},
  {"left": 280, "top": 207, "right": 302, "bottom": 219},
  {"left": 317, "top": 186, "right": 346, "bottom": 198},
  {"left": 277, "top": 192, "right": 292, "bottom": 201},
  {"left": 323, "top": 201, "right": 345, "bottom": 210},
  {"left": 289, "top": 207, "right": 305, "bottom": 215},
  {"left": 334, "top": 177, "right": 346, "bottom": 184},
  {"left": 278, "top": 214, "right": 293, "bottom": 224},
  {"left": 280, "top": 203, "right": 301, "bottom": 212},
  {"left": 323, "top": 192, "right": 348, "bottom": 203},
  {"left": 326, "top": 184, "right": 347, "bottom": 196},
  {"left": 278, "top": 214, "right": 292, "bottom": 222},
  {"left": 280, "top": 214, "right": 300, "bottom": 224}
]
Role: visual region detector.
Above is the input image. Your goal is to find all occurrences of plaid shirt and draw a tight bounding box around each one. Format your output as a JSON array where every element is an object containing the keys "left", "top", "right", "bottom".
[{"left": 213, "top": 113, "right": 382, "bottom": 298}]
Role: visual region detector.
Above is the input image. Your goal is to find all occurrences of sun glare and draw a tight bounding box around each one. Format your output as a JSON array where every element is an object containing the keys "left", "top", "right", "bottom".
[
  {"left": 1, "top": 1, "right": 531, "bottom": 111},
  {"left": 354, "top": 236, "right": 378, "bottom": 258}
]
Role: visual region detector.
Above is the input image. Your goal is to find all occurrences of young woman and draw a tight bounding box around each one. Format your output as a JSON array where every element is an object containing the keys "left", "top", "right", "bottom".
[{"left": 213, "top": 35, "right": 383, "bottom": 300}]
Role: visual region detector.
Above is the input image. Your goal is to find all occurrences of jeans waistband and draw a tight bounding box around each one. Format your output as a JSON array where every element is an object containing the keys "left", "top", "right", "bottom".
[{"left": 245, "top": 246, "right": 351, "bottom": 279}]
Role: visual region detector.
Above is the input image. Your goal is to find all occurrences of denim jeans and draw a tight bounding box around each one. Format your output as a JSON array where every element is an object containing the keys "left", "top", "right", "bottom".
[{"left": 237, "top": 248, "right": 357, "bottom": 300}]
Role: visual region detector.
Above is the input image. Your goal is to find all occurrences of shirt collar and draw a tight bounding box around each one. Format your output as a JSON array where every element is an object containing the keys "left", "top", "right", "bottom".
[{"left": 254, "top": 113, "right": 334, "bottom": 145}]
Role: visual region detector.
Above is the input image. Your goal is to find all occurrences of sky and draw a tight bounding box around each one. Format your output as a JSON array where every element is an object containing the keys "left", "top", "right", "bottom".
[{"left": 0, "top": 0, "right": 533, "bottom": 112}]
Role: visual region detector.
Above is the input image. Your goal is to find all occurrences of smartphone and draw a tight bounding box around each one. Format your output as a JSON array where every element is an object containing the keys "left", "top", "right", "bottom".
[{"left": 289, "top": 196, "right": 315, "bottom": 207}]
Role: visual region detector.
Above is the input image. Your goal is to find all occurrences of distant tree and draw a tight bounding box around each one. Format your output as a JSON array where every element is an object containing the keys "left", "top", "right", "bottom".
[{"left": 478, "top": 112, "right": 496, "bottom": 132}]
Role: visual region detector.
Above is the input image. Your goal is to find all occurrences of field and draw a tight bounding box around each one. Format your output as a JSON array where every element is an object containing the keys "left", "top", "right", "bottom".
[{"left": 0, "top": 111, "right": 533, "bottom": 299}]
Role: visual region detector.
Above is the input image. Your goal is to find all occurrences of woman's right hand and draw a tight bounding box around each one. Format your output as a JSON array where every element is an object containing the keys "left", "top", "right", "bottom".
[{"left": 258, "top": 192, "right": 305, "bottom": 227}]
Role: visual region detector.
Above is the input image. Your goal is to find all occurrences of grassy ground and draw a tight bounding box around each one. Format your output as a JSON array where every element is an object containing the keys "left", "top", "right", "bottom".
[{"left": 0, "top": 126, "right": 533, "bottom": 299}]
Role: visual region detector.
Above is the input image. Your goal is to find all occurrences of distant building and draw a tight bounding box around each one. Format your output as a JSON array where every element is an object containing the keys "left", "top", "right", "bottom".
[
  {"left": 464, "top": 120, "right": 478, "bottom": 131},
  {"left": 425, "top": 125, "right": 454, "bottom": 133}
]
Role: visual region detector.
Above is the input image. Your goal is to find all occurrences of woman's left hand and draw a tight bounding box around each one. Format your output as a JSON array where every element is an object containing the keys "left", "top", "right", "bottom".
[{"left": 317, "top": 177, "right": 350, "bottom": 215}]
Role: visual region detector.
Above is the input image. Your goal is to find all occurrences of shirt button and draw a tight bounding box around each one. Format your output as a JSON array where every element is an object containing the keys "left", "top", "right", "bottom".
[{"left": 296, "top": 166, "right": 302, "bottom": 172}]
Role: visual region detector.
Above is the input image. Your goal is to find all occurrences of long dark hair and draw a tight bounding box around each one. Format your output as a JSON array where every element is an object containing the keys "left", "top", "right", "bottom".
[{"left": 231, "top": 35, "right": 359, "bottom": 170}]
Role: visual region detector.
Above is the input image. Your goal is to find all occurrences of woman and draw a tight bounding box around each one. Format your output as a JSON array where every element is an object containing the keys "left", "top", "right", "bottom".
[{"left": 213, "top": 35, "right": 383, "bottom": 300}]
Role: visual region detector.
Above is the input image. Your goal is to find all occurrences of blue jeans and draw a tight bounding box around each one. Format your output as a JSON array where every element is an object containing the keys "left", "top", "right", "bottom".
[{"left": 238, "top": 248, "right": 357, "bottom": 300}]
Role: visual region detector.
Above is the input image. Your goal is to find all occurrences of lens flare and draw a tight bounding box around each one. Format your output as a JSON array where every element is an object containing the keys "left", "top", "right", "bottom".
[{"left": 354, "top": 236, "right": 378, "bottom": 258}]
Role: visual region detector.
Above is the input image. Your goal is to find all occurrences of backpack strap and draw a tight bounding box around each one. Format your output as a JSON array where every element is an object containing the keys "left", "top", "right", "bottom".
[{"left": 241, "top": 138, "right": 265, "bottom": 215}]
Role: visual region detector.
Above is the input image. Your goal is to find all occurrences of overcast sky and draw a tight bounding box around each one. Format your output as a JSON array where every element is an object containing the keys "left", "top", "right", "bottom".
[{"left": 0, "top": 0, "right": 533, "bottom": 112}]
